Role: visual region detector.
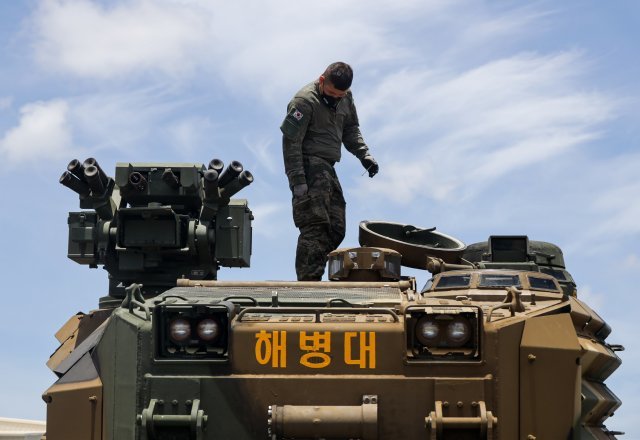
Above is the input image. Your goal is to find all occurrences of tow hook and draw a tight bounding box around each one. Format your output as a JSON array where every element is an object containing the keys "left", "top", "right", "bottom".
[{"left": 138, "top": 398, "right": 207, "bottom": 440}]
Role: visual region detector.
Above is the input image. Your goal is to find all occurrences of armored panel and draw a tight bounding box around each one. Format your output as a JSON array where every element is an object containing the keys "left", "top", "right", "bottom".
[
  {"left": 464, "top": 239, "right": 567, "bottom": 268},
  {"left": 215, "top": 199, "right": 252, "bottom": 267},
  {"left": 115, "top": 162, "right": 204, "bottom": 211},
  {"left": 67, "top": 211, "right": 97, "bottom": 265},
  {"left": 519, "top": 314, "right": 581, "bottom": 440},
  {"left": 489, "top": 235, "right": 529, "bottom": 262}
]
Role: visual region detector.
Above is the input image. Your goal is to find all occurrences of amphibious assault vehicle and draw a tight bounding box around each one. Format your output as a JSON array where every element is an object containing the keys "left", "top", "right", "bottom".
[{"left": 44, "top": 158, "right": 623, "bottom": 439}]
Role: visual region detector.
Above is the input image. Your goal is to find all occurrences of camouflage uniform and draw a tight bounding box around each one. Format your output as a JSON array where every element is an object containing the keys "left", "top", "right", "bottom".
[{"left": 281, "top": 81, "right": 371, "bottom": 280}]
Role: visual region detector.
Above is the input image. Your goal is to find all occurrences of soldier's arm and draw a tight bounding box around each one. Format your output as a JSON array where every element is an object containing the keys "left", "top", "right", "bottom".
[
  {"left": 281, "top": 98, "right": 312, "bottom": 188},
  {"left": 342, "top": 95, "right": 370, "bottom": 160}
]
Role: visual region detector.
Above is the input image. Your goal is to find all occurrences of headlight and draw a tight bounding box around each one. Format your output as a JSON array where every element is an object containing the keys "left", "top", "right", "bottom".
[
  {"left": 446, "top": 317, "right": 471, "bottom": 347},
  {"left": 155, "top": 304, "right": 231, "bottom": 361},
  {"left": 406, "top": 306, "right": 481, "bottom": 361},
  {"left": 197, "top": 318, "right": 221, "bottom": 342},
  {"left": 415, "top": 316, "right": 440, "bottom": 346},
  {"left": 169, "top": 318, "right": 191, "bottom": 343}
]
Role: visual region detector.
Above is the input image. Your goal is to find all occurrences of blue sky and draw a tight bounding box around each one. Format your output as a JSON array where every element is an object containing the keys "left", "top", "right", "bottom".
[{"left": 0, "top": 0, "right": 638, "bottom": 435}]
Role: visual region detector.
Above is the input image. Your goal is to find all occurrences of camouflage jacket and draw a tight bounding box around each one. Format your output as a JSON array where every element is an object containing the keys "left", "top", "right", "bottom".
[{"left": 280, "top": 81, "right": 370, "bottom": 188}]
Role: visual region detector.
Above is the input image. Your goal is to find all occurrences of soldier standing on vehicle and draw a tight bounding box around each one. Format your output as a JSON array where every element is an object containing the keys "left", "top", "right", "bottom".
[{"left": 281, "top": 61, "right": 379, "bottom": 281}]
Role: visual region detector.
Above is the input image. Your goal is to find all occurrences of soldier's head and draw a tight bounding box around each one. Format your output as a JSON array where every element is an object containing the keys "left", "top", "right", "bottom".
[{"left": 319, "top": 62, "right": 353, "bottom": 98}]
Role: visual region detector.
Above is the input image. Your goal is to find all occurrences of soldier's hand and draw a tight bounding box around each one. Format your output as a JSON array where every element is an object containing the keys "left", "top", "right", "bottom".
[
  {"left": 360, "top": 155, "right": 379, "bottom": 178},
  {"left": 292, "top": 183, "right": 308, "bottom": 197}
]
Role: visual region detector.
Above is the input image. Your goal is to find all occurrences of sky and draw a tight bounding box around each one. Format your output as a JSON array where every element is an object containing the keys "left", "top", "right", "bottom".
[{"left": 0, "top": 0, "right": 638, "bottom": 435}]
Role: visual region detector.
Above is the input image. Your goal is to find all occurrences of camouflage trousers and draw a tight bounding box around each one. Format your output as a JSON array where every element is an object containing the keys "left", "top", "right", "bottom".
[{"left": 292, "top": 155, "right": 346, "bottom": 281}]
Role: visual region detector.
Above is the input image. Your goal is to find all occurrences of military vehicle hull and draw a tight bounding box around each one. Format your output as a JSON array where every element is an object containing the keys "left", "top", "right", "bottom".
[
  {"left": 45, "top": 161, "right": 622, "bottom": 440},
  {"left": 45, "top": 277, "right": 621, "bottom": 440}
]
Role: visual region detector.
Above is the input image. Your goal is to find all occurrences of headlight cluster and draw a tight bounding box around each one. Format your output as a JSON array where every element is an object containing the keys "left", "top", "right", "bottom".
[
  {"left": 407, "top": 306, "right": 481, "bottom": 361},
  {"left": 415, "top": 315, "right": 472, "bottom": 348},
  {"left": 156, "top": 305, "right": 230, "bottom": 361},
  {"left": 168, "top": 317, "right": 223, "bottom": 344}
]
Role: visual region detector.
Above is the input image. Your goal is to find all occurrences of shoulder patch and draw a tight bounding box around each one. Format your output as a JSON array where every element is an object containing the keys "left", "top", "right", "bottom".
[{"left": 280, "top": 106, "right": 309, "bottom": 140}]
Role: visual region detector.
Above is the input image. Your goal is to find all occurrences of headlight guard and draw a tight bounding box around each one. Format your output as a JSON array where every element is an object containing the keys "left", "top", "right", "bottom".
[
  {"left": 155, "top": 304, "right": 231, "bottom": 362},
  {"left": 406, "top": 305, "right": 482, "bottom": 362}
]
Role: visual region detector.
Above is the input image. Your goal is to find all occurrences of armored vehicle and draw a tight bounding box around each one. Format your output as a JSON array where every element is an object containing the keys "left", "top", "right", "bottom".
[{"left": 44, "top": 158, "right": 623, "bottom": 439}]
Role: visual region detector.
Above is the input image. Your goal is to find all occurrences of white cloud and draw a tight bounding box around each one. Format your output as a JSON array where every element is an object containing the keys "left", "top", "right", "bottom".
[
  {"left": 361, "top": 52, "right": 609, "bottom": 141},
  {"left": 0, "top": 100, "right": 75, "bottom": 164},
  {"left": 250, "top": 202, "right": 289, "bottom": 239},
  {"left": 32, "top": 0, "right": 209, "bottom": 79},
  {"left": 166, "top": 116, "right": 216, "bottom": 156},
  {"left": 438, "top": 5, "right": 553, "bottom": 64},
  {"left": 30, "top": 0, "right": 423, "bottom": 90},
  {"left": 353, "top": 52, "right": 616, "bottom": 203},
  {"left": 557, "top": 152, "right": 640, "bottom": 255},
  {"left": 29, "top": 0, "right": 543, "bottom": 101},
  {"left": 191, "top": 0, "right": 540, "bottom": 102},
  {"left": 243, "top": 137, "right": 278, "bottom": 175},
  {"left": 69, "top": 87, "right": 189, "bottom": 153},
  {"left": 459, "top": 7, "right": 550, "bottom": 43}
]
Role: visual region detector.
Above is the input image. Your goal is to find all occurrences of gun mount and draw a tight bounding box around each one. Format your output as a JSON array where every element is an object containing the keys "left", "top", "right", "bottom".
[{"left": 60, "top": 158, "right": 254, "bottom": 305}]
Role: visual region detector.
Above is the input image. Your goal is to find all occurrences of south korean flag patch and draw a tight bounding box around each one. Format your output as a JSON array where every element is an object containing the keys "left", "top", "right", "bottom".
[
  {"left": 281, "top": 106, "right": 307, "bottom": 139},
  {"left": 292, "top": 108, "right": 304, "bottom": 121}
]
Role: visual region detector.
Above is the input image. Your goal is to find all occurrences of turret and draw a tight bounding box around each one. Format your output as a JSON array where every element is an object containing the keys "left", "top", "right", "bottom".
[{"left": 60, "top": 158, "right": 254, "bottom": 306}]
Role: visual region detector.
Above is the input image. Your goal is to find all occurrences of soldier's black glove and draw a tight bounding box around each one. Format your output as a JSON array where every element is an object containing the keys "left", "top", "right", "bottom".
[
  {"left": 292, "top": 183, "right": 308, "bottom": 197},
  {"left": 360, "top": 155, "right": 379, "bottom": 178}
]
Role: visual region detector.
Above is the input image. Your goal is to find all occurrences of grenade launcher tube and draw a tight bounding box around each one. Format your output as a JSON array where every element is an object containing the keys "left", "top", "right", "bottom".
[
  {"left": 208, "top": 158, "right": 224, "bottom": 174},
  {"left": 203, "top": 170, "right": 220, "bottom": 201},
  {"left": 83, "top": 158, "right": 108, "bottom": 188},
  {"left": 60, "top": 171, "right": 91, "bottom": 197},
  {"left": 217, "top": 160, "right": 243, "bottom": 188},
  {"left": 219, "top": 170, "right": 254, "bottom": 199},
  {"left": 67, "top": 159, "right": 87, "bottom": 182}
]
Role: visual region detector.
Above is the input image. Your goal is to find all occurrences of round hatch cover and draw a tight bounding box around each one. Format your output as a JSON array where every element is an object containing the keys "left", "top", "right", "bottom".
[{"left": 358, "top": 221, "right": 466, "bottom": 268}]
